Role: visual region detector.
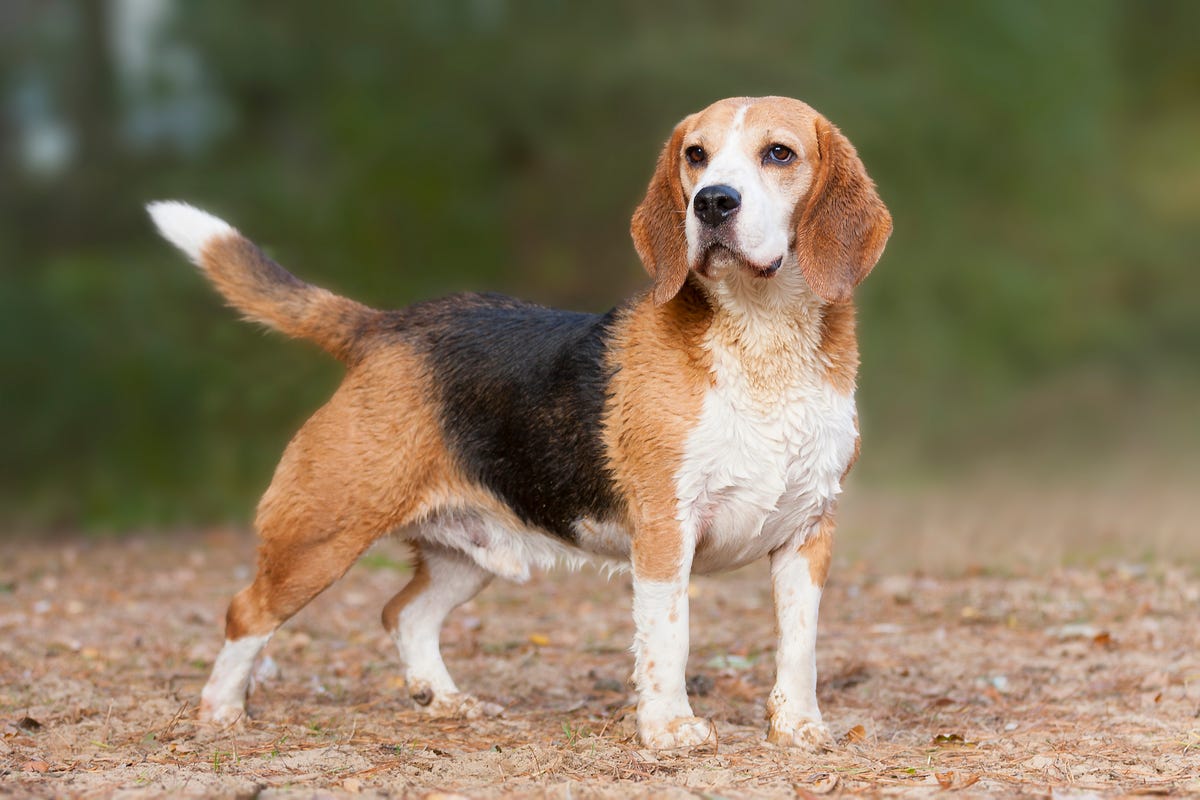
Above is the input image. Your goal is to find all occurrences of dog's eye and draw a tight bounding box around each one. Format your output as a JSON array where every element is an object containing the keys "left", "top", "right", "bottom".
[
  {"left": 765, "top": 144, "right": 795, "bottom": 165},
  {"left": 685, "top": 146, "right": 707, "bottom": 166}
]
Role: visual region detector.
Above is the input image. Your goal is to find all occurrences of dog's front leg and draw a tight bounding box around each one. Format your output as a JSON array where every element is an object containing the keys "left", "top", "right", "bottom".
[
  {"left": 766, "top": 516, "right": 834, "bottom": 749},
  {"left": 631, "top": 524, "right": 713, "bottom": 750}
]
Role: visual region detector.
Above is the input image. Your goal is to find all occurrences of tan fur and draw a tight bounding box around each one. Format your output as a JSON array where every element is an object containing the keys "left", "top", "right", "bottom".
[
  {"left": 175, "top": 96, "right": 890, "bottom": 745},
  {"left": 223, "top": 333, "right": 552, "bottom": 641},
  {"left": 704, "top": 295, "right": 822, "bottom": 407},
  {"left": 800, "top": 515, "right": 835, "bottom": 587},
  {"left": 643, "top": 96, "right": 890, "bottom": 305},
  {"left": 679, "top": 99, "right": 823, "bottom": 256},
  {"left": 818, "top": 301, "right": 860, "bottom": 396},
  {"left": 630, "top": 95, "right": 877, "bottom": 405},
  {"left": 844, "top": 416, "right": 862, "bottom": 485},
  {"left": 225, "top": 344, "right": 459, "bottom": 639},
  {"left": 793, "top": 115, "right": 892, "bottom": 305},
  {"left": 201, "top": 236, "right": 376, "bottom": 362},
  {"left": 617, "top": 96, "right": 887, "bottom": 580},
  {"left": 631, "top": 117, "right": 695, "bottom": 305},
  {"left": 603, "top": 285, "right": 713, "bottom": 581},
  {"left": 380, "top": 549, "right": 430, "bottom": 633}
]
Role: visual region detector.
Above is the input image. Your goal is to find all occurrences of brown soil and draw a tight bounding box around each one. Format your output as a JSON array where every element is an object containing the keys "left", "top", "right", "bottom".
[{"left": 2, "top": 505, "right": 1198, "bottom": 798}]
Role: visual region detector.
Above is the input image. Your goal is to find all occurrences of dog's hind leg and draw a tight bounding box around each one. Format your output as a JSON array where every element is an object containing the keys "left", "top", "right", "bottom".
[
  {"left": 198, "top": 344, "right": 457, "bottom": 725},
  {"left": 381, "top": 542, "right": 500, "bottom": 718},
  {"left": 198, "top": 373, "right": 430, "bottom": 725},
  {"left": 199, "top": 517, "right": 379, "bottom": 725}
]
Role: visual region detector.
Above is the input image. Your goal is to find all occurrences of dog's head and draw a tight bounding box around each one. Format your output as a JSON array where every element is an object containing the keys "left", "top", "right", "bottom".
[{"left": 631, "top": 96, "right": 892, "bottom": 306}]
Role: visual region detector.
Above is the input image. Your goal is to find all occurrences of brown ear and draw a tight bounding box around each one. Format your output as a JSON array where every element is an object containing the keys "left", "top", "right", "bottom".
[
  {"left": 794, "top": 116, "right": 892, "bottom": 304},
  {"left": 631, "top": 119, "right": 691, "bottom": 305}
]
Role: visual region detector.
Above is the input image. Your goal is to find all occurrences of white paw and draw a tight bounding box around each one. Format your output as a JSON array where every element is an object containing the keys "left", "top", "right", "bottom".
[
  {"left": 766, "top": 717, "right": 832, "bottom": 750},
  {"left": 639, "top": 716, "right": 715, "bottom": 750},
  {"left": 414, "top": 689, "right": 503, "bottom": 719},
  {"left": 198, "top": 700, "right": 246, "bottom": 727}
]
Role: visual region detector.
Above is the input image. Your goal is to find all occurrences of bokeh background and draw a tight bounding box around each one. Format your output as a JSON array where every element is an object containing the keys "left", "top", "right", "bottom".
[{"left": 2, "top": 1, "right": 1197, "bottom": 564}]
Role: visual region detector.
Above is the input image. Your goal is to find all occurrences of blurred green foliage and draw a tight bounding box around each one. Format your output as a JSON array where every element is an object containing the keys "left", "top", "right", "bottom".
[{"left": 2, "top": 1, "right": 1197, "bottom": 529}]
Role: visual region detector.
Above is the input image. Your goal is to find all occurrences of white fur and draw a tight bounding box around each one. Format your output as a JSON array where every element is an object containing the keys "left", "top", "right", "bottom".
[
  {"left": 405, "top": 254, "right": 856, "bottom": 747},
  {"left": 663, "top": 276, "right": 854, "bottom": 746},
  {"left": 684, "top": 104, "right": 811, "bottom": 273},
  {"left": 631, "top": 575, "right": 691, "bottom": 717},
  {"left": 391, "top": 520, "right": 624, "bottom": 718},
  {"left": 146, "top": 200, "right": 236, "bottom": 265},
  {"left": 678, "top": 292, "right": 858, "bottom": 575},
  {"left": 406, "top": 510, "right": 592, "bottom": 582},
  {"left": 631, "top": 560, "right": 714, "bottom": 748},
  {"left": 572, "top": 518, "right": 632, "bottom": 561},
  {"left": 199, "top": 633, "right": 271, "bottom": 725},
  {"left": 388, "top": 546, "right": 497, "bottom": 715},
  {"left": 767, "top": 539, "right": 829, "bottom": 746}
]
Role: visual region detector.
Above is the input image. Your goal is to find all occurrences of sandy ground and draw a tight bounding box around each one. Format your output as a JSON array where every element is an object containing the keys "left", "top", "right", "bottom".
[{"left": 2, "top": 499, "right": 1199, "bottom": 798}]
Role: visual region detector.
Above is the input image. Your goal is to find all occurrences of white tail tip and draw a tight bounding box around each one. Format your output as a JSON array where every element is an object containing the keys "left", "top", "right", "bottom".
[{"left": 146, "top": 200, "right": 237, "bottom": 264}]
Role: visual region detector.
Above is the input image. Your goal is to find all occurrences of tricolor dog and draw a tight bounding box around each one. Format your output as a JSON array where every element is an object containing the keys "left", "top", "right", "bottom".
[{"left": 149, "top": 95, "right": 891, "bottom": 750}]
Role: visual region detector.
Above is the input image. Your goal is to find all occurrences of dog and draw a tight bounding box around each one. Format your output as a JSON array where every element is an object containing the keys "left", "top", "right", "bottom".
[{"left": 148, "top": 95, "right": 891, "bottom": 750}]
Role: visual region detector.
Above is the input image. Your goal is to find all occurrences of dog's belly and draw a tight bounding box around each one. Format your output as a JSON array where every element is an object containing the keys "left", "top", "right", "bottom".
[
  {"left": 680, "top": 377, "right": 858, "bottom": 575},
  {"left": 405, "top": 509, "right": 596, "bottom": 583}
]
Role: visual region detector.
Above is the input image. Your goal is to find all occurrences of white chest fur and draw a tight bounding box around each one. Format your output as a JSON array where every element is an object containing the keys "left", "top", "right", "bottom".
[{"left": 676, "top": 304, "right": 859, "bottom": 574}]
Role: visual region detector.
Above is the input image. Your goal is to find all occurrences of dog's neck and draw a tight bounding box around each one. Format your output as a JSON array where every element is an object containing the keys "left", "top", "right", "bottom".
[
  {"left": 702, "top": 261, "right": 826, "bottom": 350},
  {"left": 678, "top": 260, "right": 852, "bottom": 402}
]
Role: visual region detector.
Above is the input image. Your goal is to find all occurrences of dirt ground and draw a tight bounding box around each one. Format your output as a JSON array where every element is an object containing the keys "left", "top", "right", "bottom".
[{"left": 3, "top": 490, "right": 1199, "bottom": 798}]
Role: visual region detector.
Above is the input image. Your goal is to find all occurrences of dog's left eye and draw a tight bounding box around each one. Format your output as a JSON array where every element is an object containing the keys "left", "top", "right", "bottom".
[{"left": 765, "top": 144, "right": 795, "bottom": 165}]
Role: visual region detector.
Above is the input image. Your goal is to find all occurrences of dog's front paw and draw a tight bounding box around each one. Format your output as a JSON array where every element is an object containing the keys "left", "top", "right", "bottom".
[
  {"left": 766, "top": 717, "right": 832, "bottom": 750},
  {"left": 198, "top": 700, "right": 247, "bottom": 728},
  {"left": 639, "top": 716, "right": 715, "bottom": 750},
  {"left": 412, "top": 687, "right": 503, "bottom": 719},
  {"left": 433, "top": 693, "right": 504, "bottom": 719}
]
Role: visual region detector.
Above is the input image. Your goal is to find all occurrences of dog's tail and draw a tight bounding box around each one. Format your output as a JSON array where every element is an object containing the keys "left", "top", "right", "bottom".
[{"left": 147, "top": 201, "right": 378, "bottom": 362}]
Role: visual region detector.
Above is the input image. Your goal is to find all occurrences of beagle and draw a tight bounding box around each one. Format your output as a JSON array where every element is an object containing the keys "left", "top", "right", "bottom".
[{"left": 148, "top": 95, "right": 891, "bottom": 750}]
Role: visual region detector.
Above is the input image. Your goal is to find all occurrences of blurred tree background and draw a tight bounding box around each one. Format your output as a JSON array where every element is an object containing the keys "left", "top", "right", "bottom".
[{"left": 1, "top": 0, "right": 1197, "bottom": 531}]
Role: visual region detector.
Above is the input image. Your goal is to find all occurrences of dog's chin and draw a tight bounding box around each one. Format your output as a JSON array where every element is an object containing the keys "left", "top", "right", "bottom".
[{"left": 696, "top": 244, "right": 783, "bottom": 280}]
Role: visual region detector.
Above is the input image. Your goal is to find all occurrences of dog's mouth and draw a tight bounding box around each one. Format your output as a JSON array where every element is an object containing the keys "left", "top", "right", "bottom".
[{"left": 697, "top": 243, "right": 783, "bottom": 279}]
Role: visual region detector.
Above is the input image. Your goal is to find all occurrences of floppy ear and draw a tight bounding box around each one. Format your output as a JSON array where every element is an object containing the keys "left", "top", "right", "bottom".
[
  {"left": 631, "top": 119, "right": 691, "bottom": 306},
  {"left": 794, "top": 116, "right": 892, "bottom": 304}
]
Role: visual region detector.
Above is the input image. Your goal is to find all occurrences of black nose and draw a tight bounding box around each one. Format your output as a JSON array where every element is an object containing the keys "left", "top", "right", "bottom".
[{"left": 693, "top": 184, "right": 741, "bottom": 227}]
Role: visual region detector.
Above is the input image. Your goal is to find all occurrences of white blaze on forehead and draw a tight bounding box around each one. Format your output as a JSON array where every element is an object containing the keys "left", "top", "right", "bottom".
[
  {"left": 684, "top": 103, "right": 793, "bottom": 271},
  {"left": 698, "top": 103, "right": 750, "bottom": 180}
]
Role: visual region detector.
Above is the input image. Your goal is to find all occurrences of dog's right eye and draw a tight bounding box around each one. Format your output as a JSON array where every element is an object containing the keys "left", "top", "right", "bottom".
[{"left": 685, "top": 146, "right": 706, "bottom": 166}]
